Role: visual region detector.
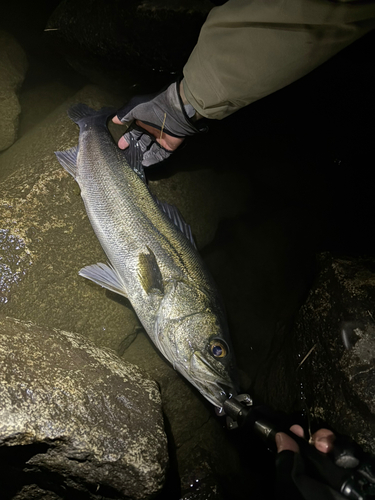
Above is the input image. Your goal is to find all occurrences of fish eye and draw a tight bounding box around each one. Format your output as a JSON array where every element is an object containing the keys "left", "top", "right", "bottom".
[{"left": 209, "top": 339, "right": 228, "bottom": 358}]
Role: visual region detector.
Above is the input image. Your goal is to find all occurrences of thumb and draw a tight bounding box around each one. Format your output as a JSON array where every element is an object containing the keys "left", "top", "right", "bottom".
[
  {"left": 113, "top": 107, "right": 135, "bottom": 124},
  {"left": 112, "top": 115, "right": 124, "bottom": 125},
  {"left": 276, "top": 432, "right": 300, "bottom": 453},
  {"left": 276, "top": 425, "right": 305, "bottom": 453},
  {"left": 114, "top": 92, "right": 157, "bottom": 123}
]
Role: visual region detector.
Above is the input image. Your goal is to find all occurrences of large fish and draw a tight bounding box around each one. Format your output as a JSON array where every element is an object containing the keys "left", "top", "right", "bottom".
[{"left": 55, "top": 104, "right": 237, "bottom": 409}]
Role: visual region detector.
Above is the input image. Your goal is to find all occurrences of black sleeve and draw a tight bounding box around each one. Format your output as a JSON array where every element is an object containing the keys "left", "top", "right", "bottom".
[{"left": 275, "top": 450, "right": 347, "bottom": 500}]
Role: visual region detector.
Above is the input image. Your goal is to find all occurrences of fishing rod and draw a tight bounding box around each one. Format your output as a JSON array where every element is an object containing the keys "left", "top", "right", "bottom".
[{"left": 221, "top": 394, "right": 375, "bottom": 500}]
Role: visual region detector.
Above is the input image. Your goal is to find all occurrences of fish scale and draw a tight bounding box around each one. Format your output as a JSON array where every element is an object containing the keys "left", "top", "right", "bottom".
[{"left": 55, "top": 103, "right": 238, "bottom": 409}]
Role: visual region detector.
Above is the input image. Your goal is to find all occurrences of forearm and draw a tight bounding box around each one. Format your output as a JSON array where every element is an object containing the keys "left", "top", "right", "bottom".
[{"left": 182, "top": 0, "right": 375, "bottom": 120}]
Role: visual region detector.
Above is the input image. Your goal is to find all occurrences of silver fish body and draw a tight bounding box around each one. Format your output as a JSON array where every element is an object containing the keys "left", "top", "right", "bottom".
[{"left": 55, "top": 104, "right": 237, "bottom": 408}]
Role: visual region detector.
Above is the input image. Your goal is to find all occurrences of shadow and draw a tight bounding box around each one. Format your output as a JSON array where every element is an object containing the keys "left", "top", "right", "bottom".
[{"left": 0, "top": 441, "right": 134, "bottom": 499}]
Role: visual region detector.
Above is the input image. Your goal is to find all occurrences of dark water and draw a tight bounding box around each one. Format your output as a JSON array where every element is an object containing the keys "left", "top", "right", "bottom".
[{"left": 1, "top": 1, "right": 375, "bottom": 499}]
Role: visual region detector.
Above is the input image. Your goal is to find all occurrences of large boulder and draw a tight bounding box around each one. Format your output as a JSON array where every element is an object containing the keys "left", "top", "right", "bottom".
[
  {"left": 0, "top": 31, "right": 28, "bottom": 151},
  {"left": 0, "top": 315, "right": 168, "bottom": 500},
  {"left": 0, "top": 85, "right": 140, "bottom": 352},
  {"left": 260, "top": 253, "right": 375, "bottom": 454},
  {"left": 290, "top": 253, "right": 375, "bottom": 453}
]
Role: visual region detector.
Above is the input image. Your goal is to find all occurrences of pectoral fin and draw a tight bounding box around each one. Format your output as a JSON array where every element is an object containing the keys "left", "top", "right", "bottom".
[
  {"left": 138, "top": 247, "right": 164, "bottom": 295},
  {"left": 79, "top": 262, "right": 128, "bottom": 298}
]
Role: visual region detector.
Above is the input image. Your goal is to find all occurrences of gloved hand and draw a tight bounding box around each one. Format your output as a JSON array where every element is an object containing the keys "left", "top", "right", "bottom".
[
  {"left": 275, "top": 426, "right": 347, "bottom": 500},
  {"left": 112, "top": 80, "right": 207, "bottom": 167}
]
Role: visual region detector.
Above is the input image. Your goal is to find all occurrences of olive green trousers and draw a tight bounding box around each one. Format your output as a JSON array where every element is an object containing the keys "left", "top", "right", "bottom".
[{"left": 183, "top": 0, "right": 375, "bottom": 119}]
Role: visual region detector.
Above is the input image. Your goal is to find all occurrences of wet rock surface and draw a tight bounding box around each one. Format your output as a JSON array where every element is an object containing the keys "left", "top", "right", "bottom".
[
  {"left": 0, "top": 85, "right": 141, "bottom": 352},
  {"left": 280, "top": 253, "right": 375, "bottom": 453},
  {"left": 0, "top": 315, "right": 168, "bottom": 500},
  {"left": 0, "top": 31, "right": 28, "bottom": 151}
]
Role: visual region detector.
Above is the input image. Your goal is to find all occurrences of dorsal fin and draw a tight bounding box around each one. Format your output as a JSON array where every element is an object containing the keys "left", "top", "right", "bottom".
[
  {"left": 67, "top": 103, "right": 115, "bottom": 125},
  {"left": 153, "top": 196, "right": 197, "bottom": 249},
  {"left": 124, "top": 134, "right": 195, "bottom": 247}
]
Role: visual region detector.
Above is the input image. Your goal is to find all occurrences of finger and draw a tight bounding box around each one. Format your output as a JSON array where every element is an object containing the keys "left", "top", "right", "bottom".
[
  {"left": 118, "top": 129, "right": 173, "bottom": 166},
  {"left": 275, "top": 425, "right": 304, "bottom": 454},
  {"left": 133, "top": 120, "right": 175, "bottom": 150},
  {"left": 113, "top": 106, "right": 134, "bottom": 124},
  {"left": 115, "top": 92, "right": 159, "bottom": 123},
  {"left": 143, "top": 142, "right": 173, "bottom": 167},
  {"left": 289, "top": 424, "right": 304, "bottom": 438},
  {"left": 115, "top": 98, "right": 142, "bottom": 123},
  {"left": 118, "top": 129, "right": 152, "bottom": 151},
  {"left": 275, "top": 432, "right": 300, "bottom": 454},
  {"left": 118, "top": 135, "right": 129, "bottom": 150},
  {"left": 310, "top": 428, "right": 335, "bottom": 453},
  {"left": 112, "top": 115, "right": 123, "bottom": 125},
  {"left": 117, "top": 118, "right": 182, "bottom": 153},
  {"left": 134, "top": 120, "right": 184, "bottom": 152}
]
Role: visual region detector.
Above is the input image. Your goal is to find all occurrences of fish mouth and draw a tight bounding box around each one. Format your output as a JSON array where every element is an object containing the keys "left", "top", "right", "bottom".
[
  {"left": 177, "top": 351, "right": 238, "bottom": 408},
  {"left": 155, "top": 335, "right": 237, "bottom": 408}
]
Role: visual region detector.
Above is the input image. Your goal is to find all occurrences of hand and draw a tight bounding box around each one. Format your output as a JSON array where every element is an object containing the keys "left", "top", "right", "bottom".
[
  {"left": 112, "top": 80, "right": 206, "bottom": 167},
  {"left": 274, "top": 426, "right": 348, "bottom": 500},
  {"left": 276, "top": 425, "right": 335, "bottom": 454}
]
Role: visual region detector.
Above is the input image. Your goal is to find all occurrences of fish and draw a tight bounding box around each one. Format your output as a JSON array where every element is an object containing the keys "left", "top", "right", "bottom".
[{"left": 55, "top": 103, "right": 238, "bottom": 409}]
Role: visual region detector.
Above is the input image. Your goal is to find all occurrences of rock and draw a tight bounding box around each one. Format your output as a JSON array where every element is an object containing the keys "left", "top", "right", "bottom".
[
  {"left": 0, "top": 85, "right": 140, "bottom": 352},
  {"left": 44, "top": 0, "right": 213, "bottom": 91},
  {"left": 19, "top": 78, "right": 87, "bottom": 137},
  {"left": 0, "top": 82, "right": 250, "bottom": 497},
  {"left": 178, "top": 447, "right": 227, "bottom": 500},
  {"left": 0, "top": 31, "right": 28, "bottom": 151},
  {"left": 0, "top": 315, "right": 168, "bottom": 500},
  {"left": 121, "top": 331, "right": 244, "bottom": 500},
  {"left": 5, "top": 485, "right": 61, "bottom": 500},
  {"left": 269, "top": 253, "right": 375, "bottom": 453},
  {"left": 0, "top": 83, "right": 248, "bottom": 346}
]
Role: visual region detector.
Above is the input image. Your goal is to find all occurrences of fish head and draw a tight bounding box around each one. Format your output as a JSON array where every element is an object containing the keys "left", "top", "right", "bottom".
[{"left": 158, "top": 307, "right": 239, "bottom": 409}]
